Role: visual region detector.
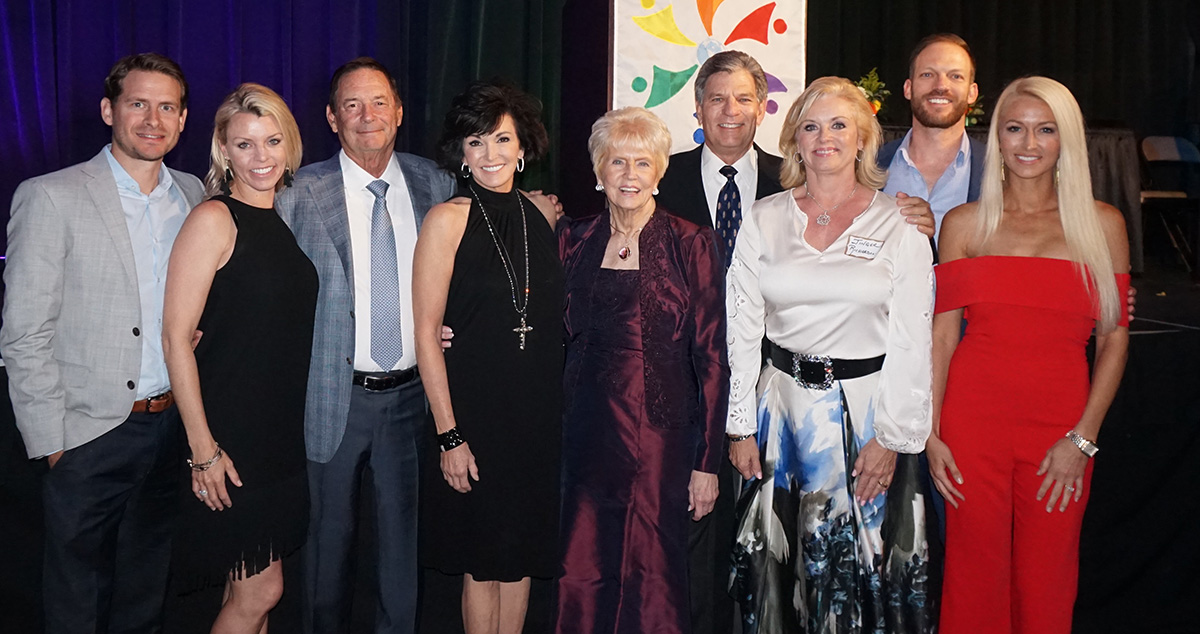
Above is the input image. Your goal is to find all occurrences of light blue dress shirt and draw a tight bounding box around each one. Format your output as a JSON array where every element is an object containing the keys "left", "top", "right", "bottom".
[
  {"left": 882, "top": 130, "right": 973, "bottom": 242},
  {"left": 103, "top": 146, "right": 190, "bottom": 399}
]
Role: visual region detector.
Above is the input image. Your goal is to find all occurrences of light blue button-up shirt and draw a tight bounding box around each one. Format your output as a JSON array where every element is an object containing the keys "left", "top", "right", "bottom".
[
  {"left": 882, "top": 130, "right": 973, "bottom": 242},
  {"left": 103, "top": 146, "right": 190, "bottom": 399}
]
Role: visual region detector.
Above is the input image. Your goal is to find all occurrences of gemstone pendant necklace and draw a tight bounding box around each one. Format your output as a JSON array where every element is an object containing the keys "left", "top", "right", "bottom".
[
  {"left": 807, "top": 182, "right": 859, "bottom": 226},
  {"left": 470, "top": 186, "right": 532, "bottom": 350},
  {"left": 611, "top": 212, "right": 653, "bottom": 260}
]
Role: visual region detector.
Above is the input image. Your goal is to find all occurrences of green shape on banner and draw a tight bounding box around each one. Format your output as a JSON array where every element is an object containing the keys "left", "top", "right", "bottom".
[
  {"left": 632, "top": 76, "right": 648, "bottom": 92},
  {"left": 644, "top": 64, "right": 698, "bottom": 108}
]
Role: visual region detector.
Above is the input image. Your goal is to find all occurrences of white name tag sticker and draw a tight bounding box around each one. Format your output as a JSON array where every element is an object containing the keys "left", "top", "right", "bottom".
[{"left": 845, "top": 235, "right": 885, "bottom": 260}]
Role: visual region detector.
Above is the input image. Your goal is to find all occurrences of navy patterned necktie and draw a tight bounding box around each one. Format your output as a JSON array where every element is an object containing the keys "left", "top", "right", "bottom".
[
  {"left": 716, "top": 165, "right": 741, "bottom": 268},
  {"left": 367, "top": 179, "right": 403, "bottom": 370}
]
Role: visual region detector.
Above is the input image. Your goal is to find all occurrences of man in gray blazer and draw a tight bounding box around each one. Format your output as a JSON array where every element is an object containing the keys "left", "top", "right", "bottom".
[
  {"left": 276, "top": 57, "right": 455, "bottom": 634},
  {"left": 0, "top": 53, "right": 203, "bottom": 633}
]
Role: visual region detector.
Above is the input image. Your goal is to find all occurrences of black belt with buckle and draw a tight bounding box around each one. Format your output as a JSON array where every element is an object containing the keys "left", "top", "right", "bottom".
[
  {"left": 766, "top": 340, "right": 885, "bottom": 391},
  {"left": 353, "top": 367, "right": 419, "bottom": 392}
]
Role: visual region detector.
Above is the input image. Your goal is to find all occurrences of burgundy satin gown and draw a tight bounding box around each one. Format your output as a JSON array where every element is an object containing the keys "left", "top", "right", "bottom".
[{"left": 554, "top": 211, "right": 728, "bottom": 634}]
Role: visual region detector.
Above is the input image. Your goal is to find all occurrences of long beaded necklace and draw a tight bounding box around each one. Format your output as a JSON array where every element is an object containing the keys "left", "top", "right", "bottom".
[
  {"left": 469, "top": 185, "right": 532, "bottom": 350},
  {"left": 806, "top": 182, "right": 859, "bottom": 226}
]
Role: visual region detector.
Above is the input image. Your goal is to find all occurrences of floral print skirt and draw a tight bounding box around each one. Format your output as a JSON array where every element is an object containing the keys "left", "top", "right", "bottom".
[{"left": 731, "top": 365, "right": 935, "bottom": 634}]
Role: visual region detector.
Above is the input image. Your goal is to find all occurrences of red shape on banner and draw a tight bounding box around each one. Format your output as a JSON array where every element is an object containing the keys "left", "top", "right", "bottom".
[
  {"left": 724, "top": 2, "right": 776, "bottom": 46},
  {"left": 774, "top": 18, "right": 787, "bottom": 34}
]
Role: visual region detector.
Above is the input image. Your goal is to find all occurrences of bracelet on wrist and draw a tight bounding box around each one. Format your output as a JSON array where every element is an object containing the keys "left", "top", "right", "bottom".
[
  {"left": 728, "top": 433, "right": 755, "bottom": 443},
  {"left": 438, "top": 427, "right": 466, "bottom": 452},
  {"left": 1065, "top": 430, "right": 1099, "bottom": 457},
  {"left": 187, "top": 444, "right": 223, "bottom": 471}
]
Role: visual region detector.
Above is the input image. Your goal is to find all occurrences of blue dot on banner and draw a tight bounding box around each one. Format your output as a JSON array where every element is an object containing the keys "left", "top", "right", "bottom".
[{"left": 693, "top": 129, "right": 705, "bottom": 144}]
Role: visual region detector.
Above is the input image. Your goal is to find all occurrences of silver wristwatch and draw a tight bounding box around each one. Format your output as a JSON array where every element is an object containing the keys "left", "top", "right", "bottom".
[{"left": 1065, "top": 430, "right": 1099, "bottom": 457}]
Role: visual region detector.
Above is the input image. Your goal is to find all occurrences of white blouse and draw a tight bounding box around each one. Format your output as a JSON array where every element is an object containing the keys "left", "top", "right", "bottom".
[{"left": 725, "top": 189, "right": 933, "bottom": 453}]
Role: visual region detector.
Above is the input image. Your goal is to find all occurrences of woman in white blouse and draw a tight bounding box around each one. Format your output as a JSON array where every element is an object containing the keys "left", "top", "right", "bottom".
[{"left": 725, "top": 77, "right": 935, "bottom": 633}]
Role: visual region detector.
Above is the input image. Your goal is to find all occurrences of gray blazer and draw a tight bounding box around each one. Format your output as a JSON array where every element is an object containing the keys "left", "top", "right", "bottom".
[
  {"left": 0, "top": 150, "right": 204, "bottom": 458},
  {"left": 276, "top": 152, "right": 455, "bottom": 464}
]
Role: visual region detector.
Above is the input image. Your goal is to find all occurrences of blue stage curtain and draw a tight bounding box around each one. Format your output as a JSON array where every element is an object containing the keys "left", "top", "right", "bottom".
[{"left": 0, "top": 0, "right": 564, "bottom": 249}]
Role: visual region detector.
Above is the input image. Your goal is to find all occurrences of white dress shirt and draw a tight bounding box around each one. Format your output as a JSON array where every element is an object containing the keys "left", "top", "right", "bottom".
[
  {"left": 700, "top": 144, "right": 759, "bottom": 223},
  {"left": 340, "top": 151, "right": 418, "bottom": 372}
]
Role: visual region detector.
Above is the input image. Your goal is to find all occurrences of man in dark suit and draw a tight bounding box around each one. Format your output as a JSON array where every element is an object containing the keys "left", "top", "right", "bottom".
[
  {"left": 1, "top": 53, "right": 203, "bottom": 633},
  {"left": 659, "top": 50, "right": 936, "bottom": 634},
  {"left": 655, "top": 51, "right": 778, "bottom": 634},
  {"left": 275, "top": 58, "right": 455, "bottom": 634}
]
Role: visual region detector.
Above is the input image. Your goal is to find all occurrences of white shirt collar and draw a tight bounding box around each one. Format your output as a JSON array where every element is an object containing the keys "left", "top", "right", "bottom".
[{"left": 339, "top": 150, "right": 402, "bottom": 195}]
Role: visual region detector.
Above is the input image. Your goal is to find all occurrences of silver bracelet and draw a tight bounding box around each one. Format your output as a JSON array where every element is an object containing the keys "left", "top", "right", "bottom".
[
  {"left": 187, "top": 444, "right": 224, "bottom": 471},
  {"left": 728, "top": 433, "right": 755, "bottom": 442}
]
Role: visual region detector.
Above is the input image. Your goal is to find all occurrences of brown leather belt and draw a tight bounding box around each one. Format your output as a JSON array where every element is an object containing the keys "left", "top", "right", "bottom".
[{"left": 131, "top": 391, "right": 174, "bottom": 414}]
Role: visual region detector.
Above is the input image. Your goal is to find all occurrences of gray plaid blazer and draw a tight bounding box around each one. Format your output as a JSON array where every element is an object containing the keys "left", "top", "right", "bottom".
[{"left": 276, "top": 152, "right": 455, "bottom": 463}]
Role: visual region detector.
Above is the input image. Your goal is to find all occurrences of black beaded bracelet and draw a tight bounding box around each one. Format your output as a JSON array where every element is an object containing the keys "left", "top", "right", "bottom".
[{"left": 438, "top": 427, "right": 466, "bottom": 452}]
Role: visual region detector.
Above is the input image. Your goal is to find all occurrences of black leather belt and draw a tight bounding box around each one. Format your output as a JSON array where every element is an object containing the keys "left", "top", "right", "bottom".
[
  {"left": 353, "top": 367, "right": 419, "bottom": 392},
  {"left": 766, "top": 340, "right": 885, "bottom": 391}
]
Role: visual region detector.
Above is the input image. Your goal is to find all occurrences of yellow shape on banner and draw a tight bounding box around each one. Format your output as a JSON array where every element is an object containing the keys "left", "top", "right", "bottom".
[
  {"left": 641, "top": 0, "right": 655, "bottom": 8},
  {"left": 632, "top": 5, "right": 696, "bottom": 46},
  {"left": 697, "top": 0, "right": 729, "bottom": 36}
]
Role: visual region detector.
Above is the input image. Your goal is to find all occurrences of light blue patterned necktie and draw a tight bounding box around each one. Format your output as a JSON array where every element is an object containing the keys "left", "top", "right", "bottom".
[
  {"left": 716, "top": 165, "right": 742, "bottom": 269},
  {"left": 367, "top": 179, "right": 403, "bottom": 370}
]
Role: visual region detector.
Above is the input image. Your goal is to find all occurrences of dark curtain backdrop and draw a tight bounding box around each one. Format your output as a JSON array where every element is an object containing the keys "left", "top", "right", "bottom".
[
  {"left": 0, "top": 0, "right": 564, "bottom": 251},
  {"left": 806, "top": 0, "right": 1199, "bottom": 135}
]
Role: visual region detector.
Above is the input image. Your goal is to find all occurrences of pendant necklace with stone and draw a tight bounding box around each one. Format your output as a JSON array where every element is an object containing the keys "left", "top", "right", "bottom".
[
  {"left": 807, "top": 182, "right": 859, "bottom": 226},
  {"left": 612, "top": 211, "right": 653, "bottom": 260},
  {"left": 470, "top": 185, "right": 533, "bottom": 350}
]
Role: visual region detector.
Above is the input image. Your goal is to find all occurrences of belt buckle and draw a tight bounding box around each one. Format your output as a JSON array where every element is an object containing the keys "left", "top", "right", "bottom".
[
  {"left": 362, "top": 375, "right": 386, "bottom": 392},
  {"left": 794, "top": 353, "right": 834, "bottom": 391}
]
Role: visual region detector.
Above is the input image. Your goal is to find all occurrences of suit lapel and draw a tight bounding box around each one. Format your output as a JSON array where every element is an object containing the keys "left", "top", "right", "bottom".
[
  {"left": 81, "top": 154, "right": 138, "bottom": 287},
  {"left": 313, "top": 157, "right": 355, "bottom": 285},
  {"left": 396, "top": 153, "right": 434, "bottom": 232}
]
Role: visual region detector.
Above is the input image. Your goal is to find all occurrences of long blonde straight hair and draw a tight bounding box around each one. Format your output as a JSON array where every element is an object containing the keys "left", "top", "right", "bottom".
[{"left": 976, "top": 76, "right": 1120, "bottom": 331}]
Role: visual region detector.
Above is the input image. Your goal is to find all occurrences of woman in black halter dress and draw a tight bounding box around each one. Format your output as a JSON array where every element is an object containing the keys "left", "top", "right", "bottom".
[
  {"left": 163, "top": 84, "right": 315, "bottom": 631},
  {"left": 413, "top": 81, "right": 562, "bottom": 634}
]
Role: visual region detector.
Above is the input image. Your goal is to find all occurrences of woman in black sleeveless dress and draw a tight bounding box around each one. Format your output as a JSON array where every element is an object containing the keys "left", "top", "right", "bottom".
[
  {"left": 163, "top": 84, "right": 315, "bottom": 632},
  {"left": 413, "top": 81, "right": 562, "bottom": 634}
]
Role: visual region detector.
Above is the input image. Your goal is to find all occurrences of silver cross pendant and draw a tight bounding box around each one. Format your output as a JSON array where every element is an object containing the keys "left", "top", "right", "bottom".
[{"left": 513, "top": 315, "right": 533, "bottom": 351}]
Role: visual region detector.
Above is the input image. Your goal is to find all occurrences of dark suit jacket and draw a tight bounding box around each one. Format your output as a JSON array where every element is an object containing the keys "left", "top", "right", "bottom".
[
  {"left": 877, "top": 134, "right": 987, "bottom": 203},
  {"left": 656, "top": 144, "right": 785, "bottom": 231}
]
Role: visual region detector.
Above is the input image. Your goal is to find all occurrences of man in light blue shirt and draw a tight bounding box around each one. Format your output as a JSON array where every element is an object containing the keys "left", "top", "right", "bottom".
[
  {"left": 879, "top": 33, "right": 986, "bottom": 245},
  {"left": 1, "top": 53, "right": 203, "bottom": 633}
]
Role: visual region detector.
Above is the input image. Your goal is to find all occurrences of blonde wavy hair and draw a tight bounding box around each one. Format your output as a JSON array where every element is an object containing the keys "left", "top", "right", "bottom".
[
  {"left": 778, "top": 76, "right": 886, "bottom": 190},
  {"left": 975, "top": 76, "right": 1119, "bottom": 331},
  {"left": 204, "top": 83, "right": 303, "bottom": 197}
]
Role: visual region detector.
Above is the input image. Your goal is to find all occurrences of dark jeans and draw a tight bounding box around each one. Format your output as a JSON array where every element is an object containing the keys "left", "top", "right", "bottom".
[
  {"left": 304, "top": 375, "right": 427, "bottom": 634},
  {"left": 43, "top": 407, "right": 181, "bottom": 634}
]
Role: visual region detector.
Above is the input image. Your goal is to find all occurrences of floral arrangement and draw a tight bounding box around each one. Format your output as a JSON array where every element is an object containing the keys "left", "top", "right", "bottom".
[
  {"left": 966, "top": 94, "right": 985, "bottom": 127},
  {"left": 855, "top": 68, "right": 891, "bottom": 115}
]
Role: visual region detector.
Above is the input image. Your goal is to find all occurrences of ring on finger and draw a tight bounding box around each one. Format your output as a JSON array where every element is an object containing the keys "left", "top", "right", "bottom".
[
  {"left": 199, "top": 489, "right": 208, "bottom": 496},
  {"left": 1065, "top": 485, "right": 1075, "bottom": 492},
  {"left": 878, "top": 479, "right": 890, "bottom": 488}
]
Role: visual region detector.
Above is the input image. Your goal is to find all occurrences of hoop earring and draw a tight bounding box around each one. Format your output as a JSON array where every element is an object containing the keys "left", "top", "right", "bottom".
[
  {"left": 595, "top": 183, "right": 604, "bottom": 191},
  {"left": 282, "top": 168, "right": 294, "bottom": 188},
  {"left": 855, "top": 150, "right": 863, "bottom": 163},
  {"left": 793, "top": 152, "right": 803, "bottom": 164},
  {"left": 460, "top": 162, "right": 471, "bottom": 178},
  {"left": 517, "top": 157, "right": 525, "bottom": 173}
]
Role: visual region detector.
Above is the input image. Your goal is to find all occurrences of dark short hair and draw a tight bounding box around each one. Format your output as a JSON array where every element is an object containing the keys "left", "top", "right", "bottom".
[
  {"left": 436, "top": 80, "right": 549, "bottom": 173},
  {"left": 908, "top": 33, "right": 977, "bottom": 83},
  {"left": 104, "top": 53, "right": 189, "bottom": 109},
  {"left": 328, "top": 57, "right": 402, "bottom": 110},
  {"left": 693, "top": 50, "right": 768, "bottom": 105}
]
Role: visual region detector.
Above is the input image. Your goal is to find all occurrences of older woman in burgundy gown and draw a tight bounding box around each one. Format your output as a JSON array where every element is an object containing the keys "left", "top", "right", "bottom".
[{"left": 553, "top": 107, "right": 729, "bottom": 634}]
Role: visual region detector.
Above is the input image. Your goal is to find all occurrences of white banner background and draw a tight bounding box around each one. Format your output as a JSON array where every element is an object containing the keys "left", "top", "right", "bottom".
[{"left": 612, "top": 0, "right": 807, "bottom": 156}]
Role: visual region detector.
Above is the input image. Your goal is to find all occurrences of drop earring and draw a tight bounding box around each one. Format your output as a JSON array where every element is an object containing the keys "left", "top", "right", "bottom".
[{"left": 221, "top": 160, "right": 234, "bottom": 195}]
